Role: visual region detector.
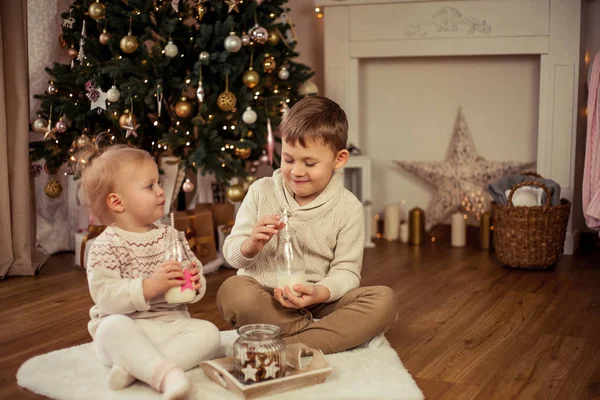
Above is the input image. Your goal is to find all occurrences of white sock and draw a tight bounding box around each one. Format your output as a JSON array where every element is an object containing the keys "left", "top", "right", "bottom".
[
  {"left": 107, "top": 365, "right": 136, "bottom": 390},
  {"left": 161, "top": 367, "right": 191, "bottom": 400}
]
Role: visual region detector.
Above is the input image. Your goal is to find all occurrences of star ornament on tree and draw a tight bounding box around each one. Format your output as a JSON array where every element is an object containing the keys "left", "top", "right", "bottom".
[
  {"left": 225, "top": 0, "right": 240, "bottom": 13},
  {"left": 394, "top": 108, "right": 534, "bottom": 231},
  {"left": 122, "top": 116, "right": 140, "bottom": 138},
  {"left": 85, "top": 81, "right": 107, "bottom": 113},
  {"left": 44, "top": 123, "right": 57, "bottom": 141}
]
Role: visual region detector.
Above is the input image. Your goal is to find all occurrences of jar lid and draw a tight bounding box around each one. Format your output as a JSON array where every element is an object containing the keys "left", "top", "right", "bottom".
[{"left": 237, "top": 324, "right": 281, "bottom": 340}]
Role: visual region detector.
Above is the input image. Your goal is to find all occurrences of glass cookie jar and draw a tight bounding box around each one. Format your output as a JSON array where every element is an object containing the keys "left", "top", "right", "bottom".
[{"left": 232, "top": 324, "right": 286, "bottom": 383}]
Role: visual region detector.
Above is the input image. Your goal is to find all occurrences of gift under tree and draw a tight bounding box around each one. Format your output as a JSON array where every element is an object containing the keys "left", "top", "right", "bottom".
[{"left": 30, "top": 0, "right": 314, "bottom": 201}]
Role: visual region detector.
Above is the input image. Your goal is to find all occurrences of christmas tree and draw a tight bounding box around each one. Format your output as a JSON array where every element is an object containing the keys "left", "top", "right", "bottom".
[{"left": 30, "top": 0, "right": 313, "bottom": 192}]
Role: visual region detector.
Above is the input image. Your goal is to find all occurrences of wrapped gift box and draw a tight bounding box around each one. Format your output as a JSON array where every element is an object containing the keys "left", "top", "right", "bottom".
[
  {"left": 194, "top": 203, "right": 235, "bottom": 243},
  {"left": 74, "top": 226, "right": 106, "bottom": 268},
  {"left": 173, "top": 208, "right": 218, "bottom": 265}
]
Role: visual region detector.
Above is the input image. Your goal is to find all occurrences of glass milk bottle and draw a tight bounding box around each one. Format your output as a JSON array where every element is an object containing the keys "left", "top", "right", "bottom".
[
  {"left": 163, "top": 228, "right": 196, "bottom": 304},
  {"left": 275, "top": 209, "right": 306, "bottom": 297}
]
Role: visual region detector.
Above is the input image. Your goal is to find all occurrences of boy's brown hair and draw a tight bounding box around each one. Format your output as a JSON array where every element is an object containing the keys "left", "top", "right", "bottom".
[{"left": 278, "top": 96, "right": 348, "bottom": 152}]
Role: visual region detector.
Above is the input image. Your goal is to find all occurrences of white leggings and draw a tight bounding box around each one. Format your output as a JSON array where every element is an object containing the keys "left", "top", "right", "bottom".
[{"left": 94, "top": 315, "right": 220, "bottom": 390}]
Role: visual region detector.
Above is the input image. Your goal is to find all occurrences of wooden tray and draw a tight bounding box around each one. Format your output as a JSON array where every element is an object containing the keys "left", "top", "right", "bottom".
[{"left": 199, "top": 343, "right": 333, "bottom": 399}]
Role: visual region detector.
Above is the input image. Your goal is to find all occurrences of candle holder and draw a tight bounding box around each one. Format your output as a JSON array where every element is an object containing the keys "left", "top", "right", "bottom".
[
  {"left": 408, "top": 207, "right": 425, "bottom": 245},
  {"left": 479, "top": 210, "right": 492, "bottom": 250}
]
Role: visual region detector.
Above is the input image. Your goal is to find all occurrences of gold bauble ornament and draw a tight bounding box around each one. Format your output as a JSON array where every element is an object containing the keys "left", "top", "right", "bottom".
[
  {"left": 226, "top": 184, "right": 246, "bottom": 202},
  {"left": 243, "top": 175, "right": 256, "bottom": 191},
  {"left": 175, "top": 96, "right": 193, "bottom": 118},
  {"left": 217, "top": 91, "right": 236, "bottom": 112},
  {"left": 246, "top": 130, "right": 254, "bottom": 138},
  {"left": 44, "top": 164, "right": 60, "bottom": 175},
  {"left": 243, "top": 68, "right": 260, "bottom": 88},
  {"left": 195, "top": 4, "right": 207, "bottom": 20},
  {"left": 263, "top": 54, "right": 276, "bottom": 73},
  {"left": 45, "top": 179, "right": 63, "bottom": 198},
  {"left": 119, "top": 110, "right": 137, "bottom": 127},
  {"left": 99, "top": 30, "right": 111, "bottom": 45},
  {"left": 267, "top": 31, "right": 280, "bottom": 46},
  {"left": 88, "top": 1, "right": 106, "bottom": 20},
  {"left": 234, "top": 147, "right": 251, "bottom": 160},
  {"left": 120, "top": 34, "right": 139, "bottom": 54},
  {"left": 218, "top": 75, "right": 237, "bottom": 112},
  {"left": 74, "top": 134, "right": 92, "bottom": 148}
]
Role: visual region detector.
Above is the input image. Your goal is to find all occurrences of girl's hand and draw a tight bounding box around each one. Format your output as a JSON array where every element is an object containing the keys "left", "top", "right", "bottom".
[
  {"left": 188, "top": 262, "right": 203, "bottom": 291},
  {"left": 241, "top": 215, "right": 285, "bottom": 258},
  {"left": 142, "top": 260, "right": 183, "bottom": 300}
]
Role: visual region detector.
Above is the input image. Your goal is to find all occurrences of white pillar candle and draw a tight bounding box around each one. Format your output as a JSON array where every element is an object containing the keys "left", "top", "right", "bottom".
[
  {"left": 451, "top": 212, "right": 466, "bottom": 247},
  {"left": 399, "top": 222, "right": 409, "bottom": 243},
  {"left": 384, "top": 204, "right": 400, "bottom": 240}
]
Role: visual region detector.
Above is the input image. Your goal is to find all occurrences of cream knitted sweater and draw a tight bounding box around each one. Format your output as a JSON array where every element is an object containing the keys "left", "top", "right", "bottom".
[
  {"left": 223, "top": 169, "right": 365, "bottom": 302},
  {"left": 86, "top": 225, "right": 207, "bottom": 339}
]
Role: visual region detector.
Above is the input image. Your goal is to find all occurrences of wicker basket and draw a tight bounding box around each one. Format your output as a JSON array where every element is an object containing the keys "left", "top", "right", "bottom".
[{"left": 491, "top": 180, "right": 571, "bottom": 269}]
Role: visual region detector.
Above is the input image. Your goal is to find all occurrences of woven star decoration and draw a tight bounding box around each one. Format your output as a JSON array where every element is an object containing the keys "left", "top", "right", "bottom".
[{"left": 395, "top": 108, "right": 534, "bottom": 230}]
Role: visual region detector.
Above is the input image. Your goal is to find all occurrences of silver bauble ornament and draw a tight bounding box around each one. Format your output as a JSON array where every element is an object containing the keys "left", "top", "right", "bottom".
[
  {"left": 164, "top": 40, "right": 179, "bottom": 57},
  {"left": 224, "top": 31, "right": 242, "bottom": 53},
  {"left": 278, "top": 66, "right": 290, "bottom": 80},
  {"left": 32, "top": 116, "right": 48, "bottom": 133},
  {"left": 242, "top": 106, "right": 257, "bottom": 125},
  {"left": 106, "top": 85, "right": 121, "bottom": 102},
  {"left": 199, "top": 51, "right": 210, "bottom": 63}
]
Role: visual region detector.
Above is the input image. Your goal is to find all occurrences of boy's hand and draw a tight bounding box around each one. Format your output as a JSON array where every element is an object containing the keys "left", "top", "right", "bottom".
[
  {"left": 188, "top": 262, "right": 203, "bottom": 291},
  {"left": 142, "top": 260, "right": 184, "bottom": 301},
  {"left": 241, "top": 215, "right": 285, "bottom": 258},
  {"left": 273, "top": 284, "right": 330, "bottom": 309}
]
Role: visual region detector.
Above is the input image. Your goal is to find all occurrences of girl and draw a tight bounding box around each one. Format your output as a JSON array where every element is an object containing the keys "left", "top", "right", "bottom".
[{"left": 78, "top": 142, "right": 220, "bottom": 400}]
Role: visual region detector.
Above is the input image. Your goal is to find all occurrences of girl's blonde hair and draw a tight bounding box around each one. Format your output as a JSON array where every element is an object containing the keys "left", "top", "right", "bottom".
[{"left": 74, "top": 136, "right": 153, "bottom": 225}]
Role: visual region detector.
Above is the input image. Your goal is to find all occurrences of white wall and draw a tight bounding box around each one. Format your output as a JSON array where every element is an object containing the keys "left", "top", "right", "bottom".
[
  {"left": 359, "top": 55, "right": 540, "bottom": 217},
  {"left": 287, "top": 0, "right": 324, "bottom": 93}
]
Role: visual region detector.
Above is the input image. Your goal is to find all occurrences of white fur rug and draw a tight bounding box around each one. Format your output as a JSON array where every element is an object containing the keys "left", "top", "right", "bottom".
[{"left": 17, "top": 331, "right": 423, "bottom": 400}]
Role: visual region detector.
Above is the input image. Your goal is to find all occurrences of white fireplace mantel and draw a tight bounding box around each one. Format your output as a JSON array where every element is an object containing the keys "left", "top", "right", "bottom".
[{"left": 319, "top": 0, "right": 582, "bottom": 254}]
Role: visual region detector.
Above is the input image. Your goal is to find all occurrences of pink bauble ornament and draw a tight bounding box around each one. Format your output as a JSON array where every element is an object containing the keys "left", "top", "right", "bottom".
[
  {"left": 249, "top": 24, "right": 268, "bottom": 44},
  {"left": 259, "top": 153, "right": 269, "bottom": 165},
  {"left": 55, "top": 120, "right": 68, "bottom": 133},
  {"left": 182, "top": 178, "right": 195, "bottom": 193}
]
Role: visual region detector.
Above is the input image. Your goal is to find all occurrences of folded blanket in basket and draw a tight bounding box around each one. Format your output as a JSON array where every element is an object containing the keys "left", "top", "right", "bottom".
[{"left": 488, "top": 175, "right": 561, "bottom": 206}]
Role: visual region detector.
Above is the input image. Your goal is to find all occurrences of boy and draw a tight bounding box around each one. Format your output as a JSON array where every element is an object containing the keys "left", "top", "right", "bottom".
[{"left": 217, "top": 96, "right": 397, "bottom": 354}]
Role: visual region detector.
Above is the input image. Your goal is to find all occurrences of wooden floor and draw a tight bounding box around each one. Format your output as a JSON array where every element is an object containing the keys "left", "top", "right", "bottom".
[{"left": 2, "top": 232, "right": 600, "bottom": 399}]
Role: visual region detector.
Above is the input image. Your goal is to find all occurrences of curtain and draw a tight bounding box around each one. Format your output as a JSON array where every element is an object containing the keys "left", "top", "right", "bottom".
[{"left": 0, "top": 0, "right": 40, "bottom": 277}]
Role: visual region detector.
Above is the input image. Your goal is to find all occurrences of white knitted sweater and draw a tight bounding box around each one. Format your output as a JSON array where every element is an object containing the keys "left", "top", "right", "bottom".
[
  {"left": 86, "top": 225, "right": 206, "bottom": 339},
  {"left": 223, "top": 169, "right": 365, "bottom": 302}
]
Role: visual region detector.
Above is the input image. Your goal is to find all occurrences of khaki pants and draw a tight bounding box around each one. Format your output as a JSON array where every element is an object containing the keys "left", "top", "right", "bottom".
[{"left": 217, "top": 275, "right": 398, "bottom": 354}]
